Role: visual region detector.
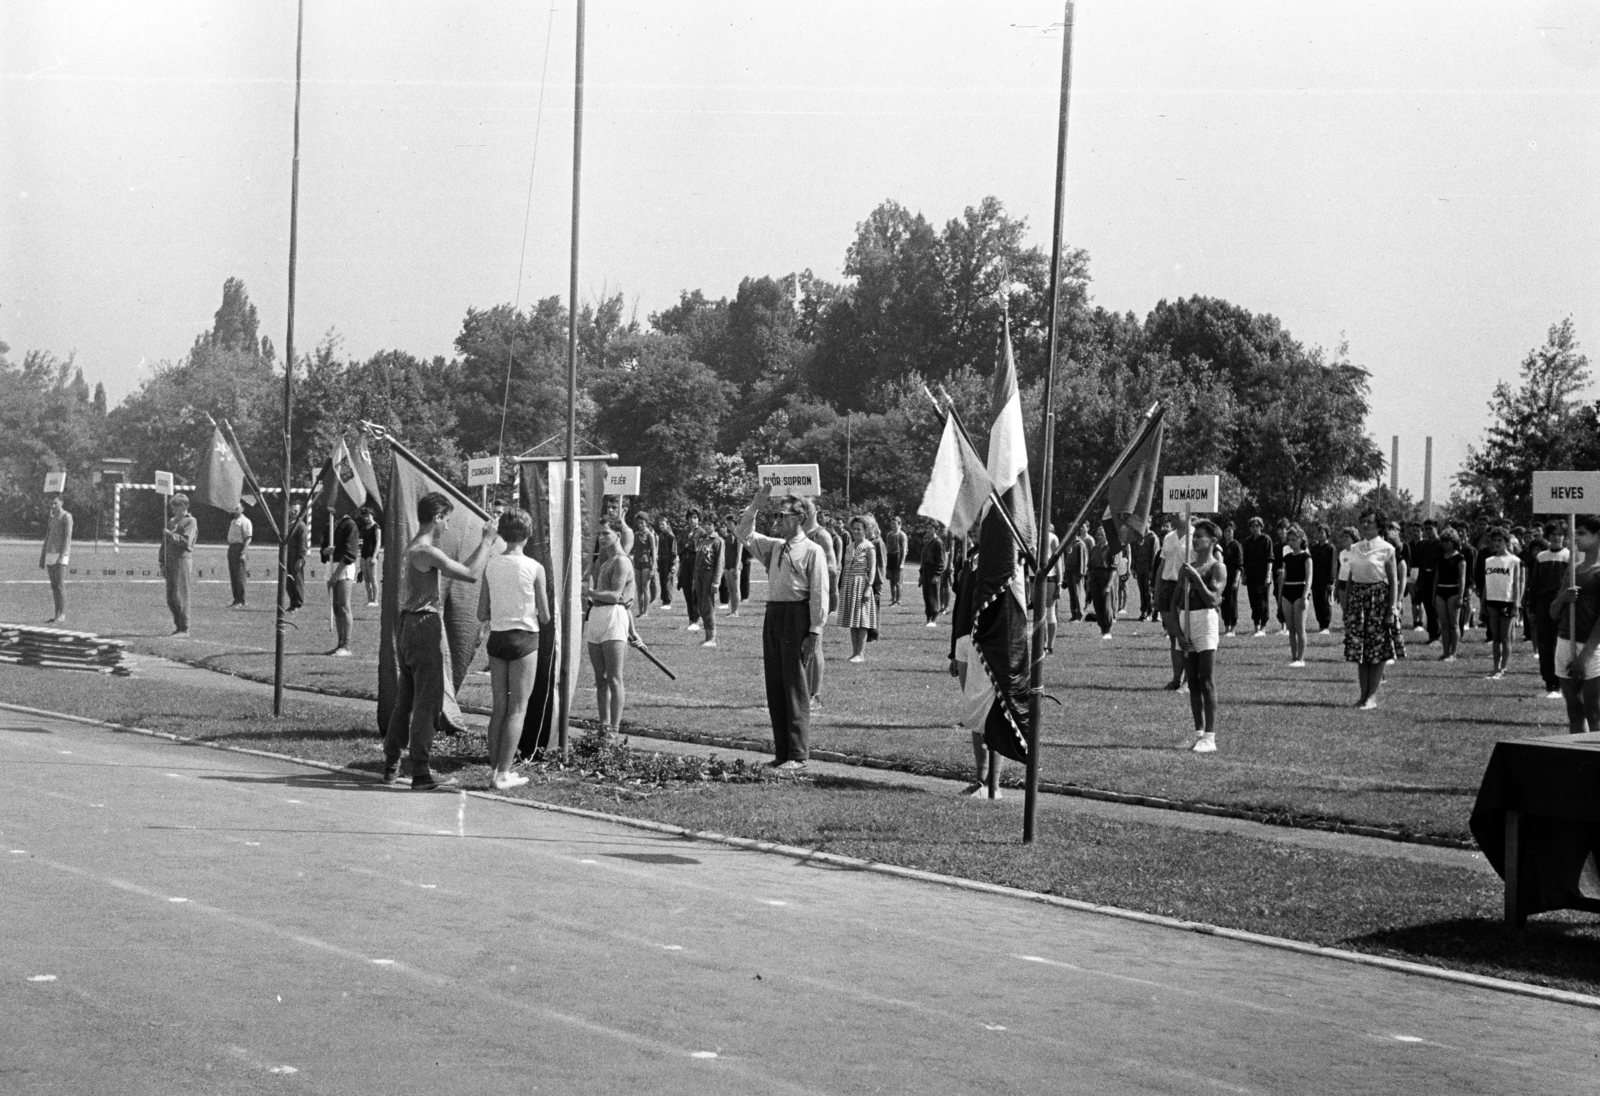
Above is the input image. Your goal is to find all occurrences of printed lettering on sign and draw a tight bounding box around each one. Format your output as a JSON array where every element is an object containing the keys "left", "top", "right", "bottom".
[
  {"left": 603, "top": 466, "right": 641, "bottom": 496},
  {"left": 1162, "top": 475, "right": 1219, "bottom": 514},
  {"left": 1531, "top": 471, "right": 1600, "bottom": 514},
  {"left": 756, "top": 464, "right": 821, "bottom": 497}
]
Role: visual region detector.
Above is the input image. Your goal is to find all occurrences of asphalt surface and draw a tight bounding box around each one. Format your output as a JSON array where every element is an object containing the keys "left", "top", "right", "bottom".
[{"left": 4, "top": 707, "right": 1598, "bottom": 1095}]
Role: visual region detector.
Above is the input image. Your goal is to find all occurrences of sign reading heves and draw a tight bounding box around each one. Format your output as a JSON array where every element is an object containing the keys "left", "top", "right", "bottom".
[
  {"left": 758, "top": 463, "right": 822, "bottom": 497},
  {"left": 1162, "top": 475, "right": 1219, "bottom": 514},
  {"left": 1531, "top": 471, "right": 1600, "bottom": 514}
]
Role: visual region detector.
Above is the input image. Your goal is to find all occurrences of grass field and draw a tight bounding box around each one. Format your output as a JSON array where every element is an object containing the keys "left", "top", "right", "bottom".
[{"left": 0, "top": 539, "right": 1569, "bottom": 843}]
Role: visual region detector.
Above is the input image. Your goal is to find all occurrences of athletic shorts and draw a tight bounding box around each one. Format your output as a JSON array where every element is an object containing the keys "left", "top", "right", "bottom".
[
  {"left": 1182, "top": 607, "right": 1220, "bottom": 652},
  {"left": 584, "top": 603, "right": 631, "bottom": 645},
  {"left": 487, "top": 628, "right": 539, "bottom": 661},
  {"left": 1281, "top": 582, "right": 1306, "bottom": 602},
  {"left": 1555, "top": 636, "right": 1600, "bottom": 681},
  {"left": 1156, "top": 578, "right": 1179, "bottom": 614}
]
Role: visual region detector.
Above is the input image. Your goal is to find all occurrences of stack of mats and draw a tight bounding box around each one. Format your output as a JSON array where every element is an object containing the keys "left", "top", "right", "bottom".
[{"left": 0, "top": 624, "right": 135, "bottom": 677}]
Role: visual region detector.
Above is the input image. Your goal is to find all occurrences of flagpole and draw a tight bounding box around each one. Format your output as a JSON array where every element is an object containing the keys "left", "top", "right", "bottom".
[
  {"left": 272, "top": 0, "right": 307, "bottom": 719},
  {"left": 559, "top": 0, "right": 586, "bottom": 759},
  {"left": 1024, "top": 1, "right": 1077, "bottom": 844}
]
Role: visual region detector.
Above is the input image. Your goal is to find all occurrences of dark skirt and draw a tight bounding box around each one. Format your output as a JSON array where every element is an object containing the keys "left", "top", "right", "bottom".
[{"left": 1343, "top": 582, "right": 1405, "bottom": 664}]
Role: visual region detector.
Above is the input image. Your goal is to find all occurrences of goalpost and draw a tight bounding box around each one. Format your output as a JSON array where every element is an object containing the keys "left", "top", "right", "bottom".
[{"left": 110, "top": 483, "right": 315, "bottom": 551}]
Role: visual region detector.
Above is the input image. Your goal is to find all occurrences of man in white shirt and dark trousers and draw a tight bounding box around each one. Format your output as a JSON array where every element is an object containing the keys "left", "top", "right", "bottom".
[
  {"left": 737, "top": 485, "right": 829, "bottom": 771},
  {"left": 226, "top": 505, "right": 253, "bottom": 608}
]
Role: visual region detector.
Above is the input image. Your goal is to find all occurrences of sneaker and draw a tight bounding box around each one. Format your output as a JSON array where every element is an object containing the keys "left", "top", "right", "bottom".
[
  {"left": 1486, "top": 670, "right": 1504, "bottom": 680},
  {"left": 171, "top": 630, "right": 190, "bottom": 638},
  {"left": 848, "top": 654, "right": 865, "bottom": 663},
  {"left": 1191, "top": 732, "right": 1217, "bottom": 754},
  {"left": 1318, "top": 628, "right": 1330, "bottom": 635},
  {"left": 686, "top": 622, "right": 702, "bottom": 633},
  {"left": 492, "top": 772, "right": 530, "bottom": 790},
  {"left": 1413, "top": 625, "right": 1426, "bottom": 634},
  {"left": 700, "top": 639, "right": 718, "bottom": 648},
  {"left": 1545, "top": 690, "right": 1563, "bottom": 699},
  {"left": 412, "top": 775, "right": 459, "bottom": 791},
  {"left": 381, "top": 762, "right": 402, "bottom": 786},
  {"left": 329, "top": 647, "right": 352, "bottom": 658},
  {"left": 365, "top": 600, "right": 378, "bottom": 608},
  {"left": 1289, "top": 659, "right": 1305, "bottom": 668},
  {"left": 925, "top": 621, "right": 938, "bottom": 628},
  {"left": 810, "top": 695, "right": 823, "bottom": 710},
  {"left": 770, "top": 759, "right": 807, "bottom": 772},
  {"left": 1100, "top": 633, "right": 1114, "bottom": 641},
  {"left": 1252, "top": 629, "right": 1265, "bottom": 638}
]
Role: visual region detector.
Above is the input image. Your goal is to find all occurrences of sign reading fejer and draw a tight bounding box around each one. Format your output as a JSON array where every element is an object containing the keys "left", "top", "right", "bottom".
[
  {"left": 154, "top": 470, "right": 175, "bottom": 496},
  {"left": 1162, "top": 475, "right": 1219, "bottom": 514},
  {"left": 604, "top": 465, "right": 640, "bottom": 496},
  {"left": 43, "top": 471, "right": 66, "bottom": 494},
  {"left": 466, "top": 456, "right": 501, "bottom": 487},
  {"left": 758, "top": 463, "right": 821, "bottom": 497},
  {"left": 1531, "top": 471, "right": 1600, "bottom": 514}
]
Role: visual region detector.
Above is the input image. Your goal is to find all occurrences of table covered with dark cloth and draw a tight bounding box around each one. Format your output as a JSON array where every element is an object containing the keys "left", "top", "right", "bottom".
[{"left": 1469, "top": 731, "right": 1600, "bottom": 920}]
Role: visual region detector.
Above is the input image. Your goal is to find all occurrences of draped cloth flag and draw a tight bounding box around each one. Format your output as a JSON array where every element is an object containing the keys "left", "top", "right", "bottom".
[
  {"left": 377, "top": 445, "right": 490, "bottom": 736},
  {"left": 1101, "top": 410, "right": 1166, "bottom": 551},
  {"left": 332, "top": 438, "right": 368, "bottom": 510},
  {"left": 194, "top": 426, "right": 247, "bottom": 514},
  {"left": 987, "top": 317, "right": 1037, "bottom": 561},
  {"left": 918, "top": 415, "right": 993, "bottom": 540},
  {"left": 971, "top": 502, "right": 1031, "bottom": 763},
  {"left": 350, "top": 434, "right": 384, "bottom": 519}
]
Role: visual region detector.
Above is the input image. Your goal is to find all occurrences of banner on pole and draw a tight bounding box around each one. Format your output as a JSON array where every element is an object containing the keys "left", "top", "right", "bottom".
[
  {"left": 1531, "top": 471, "right": 1600, "bottom": 514},
  {"left": 1162, "top": 475, "right": 1219, "bottom": 514},
  {"left": 467, "top": 456, "right": 501, "bottom": 488},
  {"left": 153, "top": 471, "right": 175, "bottom": 497},
  {"left": 603, "top": 465, "right": 640, "bottom": 496},
  {"left": 43, "top": 471, "right": 66, "bottom": 494},
  {"left": 757, "top": 463, "right": 821, "bottom": 497}
]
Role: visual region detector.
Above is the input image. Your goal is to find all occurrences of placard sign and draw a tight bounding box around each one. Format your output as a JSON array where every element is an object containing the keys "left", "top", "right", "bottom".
[
  {"left": 1531, "top": 471, "right": 1600, "bottom": 514},
  {"left": 154, "top": 470, "right": 175, "bottom": 497},
  {"left": 757, "top": 463, "right": 821, "bottom": 497},
  {"left": 1162, "top": 475, "right": 1219, "bottom": 514},
  {"left": 604, "top": 465, "right": 640, "bottom": 496},
  {"left": 43, "top": 471, "right": 66, "bottom": 494},
  {"left": 466, "top": 456, "right": 501, "bottom": 487}
]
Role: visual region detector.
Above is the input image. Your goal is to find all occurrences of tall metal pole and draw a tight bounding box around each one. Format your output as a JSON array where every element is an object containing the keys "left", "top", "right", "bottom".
[
  {"left": 1424, "top": 436, "right": 1434, "bottom": 519},
  {"left": 1390, "top": 435, "right": 1399, "bottom": 495},
  {"left": 558, "top": 0, "right": 586, "bottom": 757},
  {"left": 845, "top": 412, "right": 852, "bottom": 508},
  {"left": 273, "top": 0, "right": 307, "bottom": 718},
  {"left": 1023, "top": 2, "right": 1077, "bottom": 844}
]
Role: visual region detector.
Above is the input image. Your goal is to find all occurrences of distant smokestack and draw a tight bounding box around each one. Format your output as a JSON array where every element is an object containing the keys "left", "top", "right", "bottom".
[
  {"left": 1391, "top": 436, "right": 1399, "bottom": 494},
  {"left": 1423, "top": 437, "right": 1434, "bottom": 519}
]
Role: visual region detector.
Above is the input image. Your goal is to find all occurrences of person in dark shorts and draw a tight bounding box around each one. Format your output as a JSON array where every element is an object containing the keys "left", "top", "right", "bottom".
[
  {"left": 1433, "top": 528, "right": 1466, "bottom": 662},
  {"left": 359, "top": 506, "right": 381, "bottom": 607},
  {"left": 1277, "top": 523, "right": 1311, "bottom": 667},
  {"left": 477, "top": 507, "right": 549, "bottom": 789},
  {"left": 885, "top": 515, "right": 908, "bottom": 606},
  {"left": 1479, "top": 527, "right": 1522, "bottom": 680},
  {"left": 1551, "top": 514, "right": 1600, "bottom": 733}
]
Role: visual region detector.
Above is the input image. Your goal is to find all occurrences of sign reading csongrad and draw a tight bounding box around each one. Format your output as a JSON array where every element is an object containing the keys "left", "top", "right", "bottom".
[
  {"left": 757, "top": 463, "right": 822, "bottom": 497},
  {"left": 466, "top": 456, "right": 501, "bottom": 487},
  {"left": 1531, "top": 471, "right": 1600, "bottom": 514}
]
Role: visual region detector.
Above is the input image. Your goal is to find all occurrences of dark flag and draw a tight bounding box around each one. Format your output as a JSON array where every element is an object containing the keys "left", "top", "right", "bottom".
[
  {"left": 1100, "top": 410, "right": 1166, "bottom": 552},
  {"left": 194, "top": 426, "right": 246, "bottom": 514},
  {"left": 515, "top": 462, "right": 565, "bottom": 756},
  {"left": 972, "top": 502, "right": 1031, "bottom": 764},
  {"left": 376, "top": 445, "right": 492, "bottom": 735}
]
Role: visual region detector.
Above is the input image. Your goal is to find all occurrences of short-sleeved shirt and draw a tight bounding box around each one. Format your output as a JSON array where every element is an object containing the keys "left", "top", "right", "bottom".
[
  {"left": 1159, "top": 531, "right": 1185, "bottom": 581},
  {"left": 227, "top": 515, "right": 253, "bottom": 544},
  {"left": 1346, "top": 538, "right": 1395, "bottom": 585},
  {"left": 1481, "top": 553, "right": 1520, "bottom": 604}
]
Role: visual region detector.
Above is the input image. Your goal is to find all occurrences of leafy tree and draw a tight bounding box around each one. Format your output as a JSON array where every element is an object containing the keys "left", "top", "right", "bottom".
[
  {"left": 450, "top": 298, "right": 574, "bottom": 458},
  {"left": 1460, "top": 318, "right": 1591, "bottom": 520},
  {"left": 0, "top": 341, "right": 107, "bottom": 534}
]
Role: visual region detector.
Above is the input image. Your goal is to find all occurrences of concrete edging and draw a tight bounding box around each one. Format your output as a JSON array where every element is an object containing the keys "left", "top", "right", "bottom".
[{"left": 4, "top": 699, "right": 1595, "bottom": 1015}]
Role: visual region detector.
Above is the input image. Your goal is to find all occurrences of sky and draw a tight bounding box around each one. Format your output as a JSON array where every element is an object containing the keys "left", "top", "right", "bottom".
[{"left": 4, "top": 0, "right": 1599, "bottom": 502}]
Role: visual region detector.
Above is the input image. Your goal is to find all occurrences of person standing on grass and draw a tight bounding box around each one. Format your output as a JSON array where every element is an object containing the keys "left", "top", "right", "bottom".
[
  {"left": 1043, "top": 523, "right": 1062, "bottom": 652},
  {"left": 799, "top": 497, "right": 838, "bottom": 706},
  {"left": 839, "top": 515, "right": 879, "bottom": 662},
  {"left": 1133, "top": 524, "right": 1159, "bottom": 621},
  {"left": 919, "top": 521, "right": 948, "bottom": 627},
  {"left": 1174, "top": 519, "right": 1227, "bottom": 753},
  {"left": 737, "top": 485, "right": 829, "bottom": 771},
  {"left": 1218, "top": 521, "right": 1243, "bottom": 636},
  {"left": 1086, "top": 524, "right": 1117, "bottom": 640},
  {"left": 886, "top": 516, "right": 908, "bottom": 606},
  {"left": 327, "top": 509, "right": 360, "bottom": 657},
  {"left": 720, "top": 514, "right": 743, "bottom": 616},
  {"left": 225, "top": 504, "right": 252, "bottom": 608},
  {"left": 1271, "top": 517, "right": 1291, "bottom": 630},
  {"left": 1530, "top": 523, "right": 1568, "bottom": 698},
  {"left": 160, "top": 493, "right": 198, "bottom": 637},
  {"left": 629, "top": 511, "right": 657, "bottom": 617},
  {"left": 1158, "top": 514, "right": 1190, "bottom": 691},
  {"left": 39, "top": 494, "right": 72, "bottom": 623},
  {"left": 655, "top": 515, "right": 677, "bottom": 610},
  {"left": 1480, "top": 528, "right": 1523, "bottom": 680},
  {"left": 1277, "top": 524, "right": 1312, "bottom": 667},
  {"left": 359, "top": 507, "right": 381, "bottom": 607},
  {"left": 691, "top": 513, "right": 724, "bottom": 648},
  {"left": 678, "top": 509, "right": 702, "bottom": 630},
  {"left": 1433, "top": 528, "right": 1466, "bottom": 662},
  {"left": 1411, "top": 519, "right": 1443, "bottom": 644},
  {"left": 1061, "top": 523, "right": 1087, "bottom": 622},
  {"left": 1241, "top": 516, "right": 1274, "bottom": 636},
  {"left": 1309, "top": 523, "right": 1336, "bottom": 635},
  {"left": 1551, "top": 514, "right": 1600, "bottom": 734},
  {"left": 284, "top": 504, "right": 309, "bottom": 612},
  {"left": 583, "top": 517, "right": 635, "bottom": 734},
  {"left": 477, "top": 507, "right": 550, "bottom": 790},
  {"left": 383, "top": 491, "right": 498, "bottom": 791},
  {"left": 1456, "top": 520, "right": 1479, "bottom": 641},
  {"left": 1334, "top": 525, "right": 1357, "bottom": 611},
  {"left": 1114, "top": 541, "right": 1131, "bottom": 617},
  {"left": 1340, "top": 509, "right": 1405, "bottom": 710}
]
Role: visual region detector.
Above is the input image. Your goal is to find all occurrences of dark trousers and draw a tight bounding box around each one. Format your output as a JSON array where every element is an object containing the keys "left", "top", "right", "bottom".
[
  {"left": 1066, "top": 574, "right": 1085, "bottom": 620},
  {"left": 164, "top": 555, "right": 191, "bottom": 631},
  {"left": 1534, "top": 599, "right": 1560, "bottom": 691},
  {"left": 1246, "top": 578, "right": 1271, "bottom": 628},
  {"left": 762, "top": 600, "right": 812, "bottom": 761},
  {"left": 1088, "top": 571, "right": 1113, "bottom": 634},
  {"left": 1311, "top": 582, "right": 1333, "bottom": 630},
  {"left": 1135, "top": 570, "right": 1153, "bottom": 619},
  {"left": 921, "top": 567, "right": 941, "bottom": 621},
  {"left": 693, "top": 572, "right": 718, "bottom": 639},
  {"left": 1417, "top": 574, "right": 1440, "bottom": 642},
  {"left": 227, "top": 542, "right": 247, "bottom": 604},
  {"left": 46, "top": 563, "right": 66, "bottom": 618},
  {"left": 741, "top": 558, "right": 751, "bottom": 600},
  {"left": 286, "top": 555, "right": 306, "bottom": 610},
  {"left": 330, "top": 578, "right": 353, "bottom": 648},
  {"left": 658, "top": 562, "right": 675, "bottom": 606},
  {"left": 679, "top": 564, "right": 696, "bottom": 620},
  {"left": 384, "top": 611, "right": 444, "bottom": 776},
  {"left": 1221, "top": 582, "right": 1239, "bottom": 631}
]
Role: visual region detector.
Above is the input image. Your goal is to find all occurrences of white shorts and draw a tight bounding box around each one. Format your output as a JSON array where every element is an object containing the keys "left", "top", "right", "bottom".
[
  {"left": 584, "top": 603, "right": 630, "bottom": 645},
  {"left": 1554, "top": 637, "right": 1600, "bottom": 680},
  {"left": 1182, "top": 607, "right": 1220, "bottom": 653}
]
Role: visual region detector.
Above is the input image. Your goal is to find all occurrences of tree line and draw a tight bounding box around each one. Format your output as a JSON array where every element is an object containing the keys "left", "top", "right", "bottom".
[{"left": 3, "top": 196, "right": 1389, "bottom": 540}]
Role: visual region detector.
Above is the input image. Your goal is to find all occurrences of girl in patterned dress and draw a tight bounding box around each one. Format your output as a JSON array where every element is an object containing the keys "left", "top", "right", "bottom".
[{"left": 838, "top": 516, "right": 880, "bottom": 663}]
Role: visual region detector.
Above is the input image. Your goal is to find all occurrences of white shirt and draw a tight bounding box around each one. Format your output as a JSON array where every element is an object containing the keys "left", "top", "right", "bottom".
[
  {"left": 1159, "top": 531, "right": 1185, "bottom": 581},
  {"left": 485, "top": 553, "right": 547, "bottom": 633},
  {"left": 1337, "top": 547, "right": 1351, "bottom": 582},
  {"left": 227, "top": 515, "right": 253, "bottom": 544},
  {"left": 1346, "top": 537, "right": 1395, "bottom": 585},
  {"left": 1481, "top": 553, "right": 1521, "bottom": 604}
]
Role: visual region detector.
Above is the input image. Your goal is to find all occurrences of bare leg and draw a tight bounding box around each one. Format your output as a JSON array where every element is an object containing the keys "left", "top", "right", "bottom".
[
  {"left": 600, "top": 639, "right": 627, "bottom": 730},
  {"left": 486, "top": 657, "right": 510, "bottom": 777},
  {"left": 497, "top": 653, "right": 539, "bottom": 772},
  {"left": 850, "top": 627, "right": 866, "bottom": 659},
  {"left": 588, "top": 642, "right": 611, "bottom": 729}
]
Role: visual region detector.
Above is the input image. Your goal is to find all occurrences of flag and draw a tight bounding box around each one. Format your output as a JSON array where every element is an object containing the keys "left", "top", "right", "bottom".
[
  {"left": 1100, "top": 411, "right": 1166, "bottom": 551},
  {"left": 332, "top": 438, "right": 368, "bottom": 509},
  {"left": 194, "top": 426, "right": 246, "bottom": 513},
  {"left": 947, "top": 540, "right": 996, "bottom": 732},
  {"left": 988, "top": 318, "right": 1037, "bottom": 559},
  {"left": 351, "top": 435, "right": 384, "bottom": 516},
  {"left": 971, "top": 503, "right": 1031, "bottom": 764},
  {"left": 515, "top": 461, "right": 574, "bottom": 756},
  {"left": 376, "top": 445, "right": 492, "bottom": 736},
  {"left": 918, "top": 415, "right": 993, "bottom": 539}
]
